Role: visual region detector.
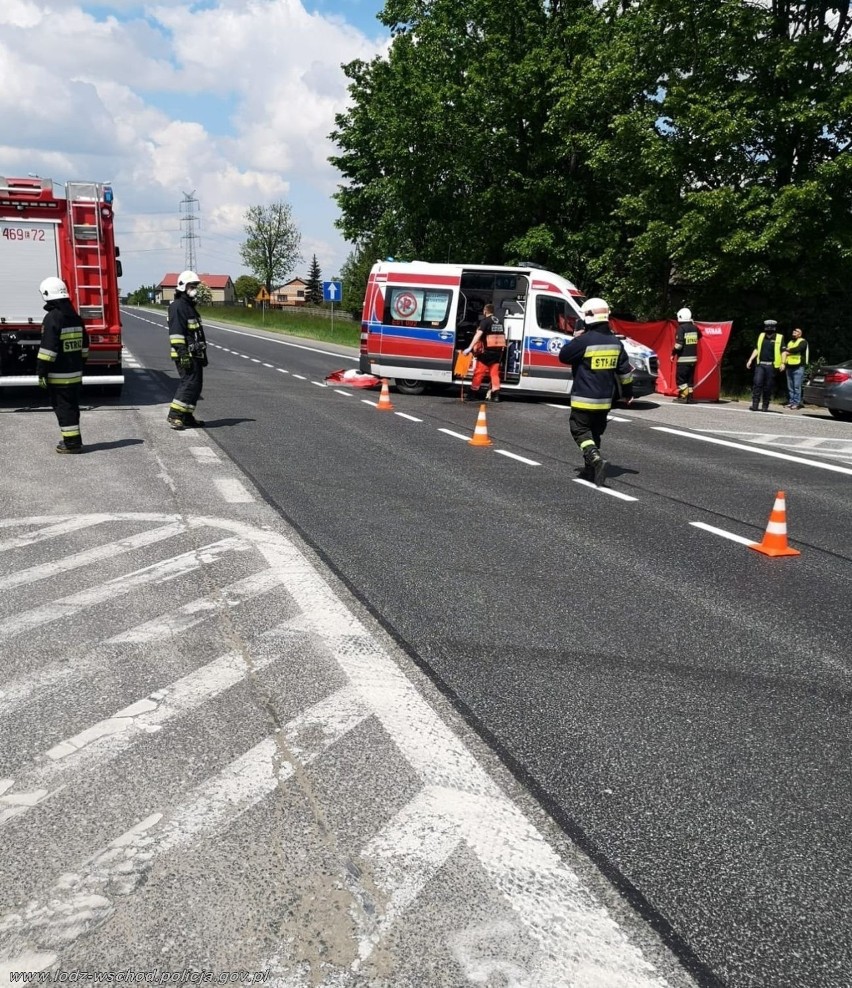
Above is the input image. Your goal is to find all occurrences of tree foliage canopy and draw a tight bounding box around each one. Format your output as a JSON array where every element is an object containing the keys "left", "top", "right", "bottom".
[
  {"left": 305, "top": 254, "right": 324, "bottom": 305},
  {"left": 239, "top": 202, "right": 303, "bottom": 293},
  {"left": 331, "top": 0, "right": 852, "bottom": 365},
  {"left": 234, "top": 274, "right": 263, "bottom": 303}
]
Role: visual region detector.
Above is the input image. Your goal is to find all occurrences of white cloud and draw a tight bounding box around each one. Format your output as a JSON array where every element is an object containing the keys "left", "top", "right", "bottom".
[{"left": 0, "top": 0, "right": 387, "bottom": 288}]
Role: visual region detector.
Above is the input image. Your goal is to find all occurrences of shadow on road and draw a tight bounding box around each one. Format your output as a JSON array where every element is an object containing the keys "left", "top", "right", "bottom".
[{"left": 82, "top": 439, "right": 145, "bottom": 453}]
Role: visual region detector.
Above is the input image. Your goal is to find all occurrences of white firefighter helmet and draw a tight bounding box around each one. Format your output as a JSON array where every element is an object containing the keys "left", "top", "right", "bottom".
[
  {"left": 39, "top": 276, "right": 69, "bottom": 301},
  {"left": 582, "top": 297, "right": 610, "bottom": 325},
  {"left": 677, "top": 307, "right": 692, "bottom": 322},
  {"left": 176, "top": 270, "right": 201, "bottom": 292}
]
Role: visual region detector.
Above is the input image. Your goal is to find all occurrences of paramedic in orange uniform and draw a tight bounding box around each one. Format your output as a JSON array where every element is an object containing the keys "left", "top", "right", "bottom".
[{"left": 463, "top": 303, "right": 505, "bottom": 402}]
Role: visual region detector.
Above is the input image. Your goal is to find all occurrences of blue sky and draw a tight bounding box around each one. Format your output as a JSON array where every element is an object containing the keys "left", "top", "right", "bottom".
[{"left": 0, "top": 0, "right": 389, "bottom": 290}]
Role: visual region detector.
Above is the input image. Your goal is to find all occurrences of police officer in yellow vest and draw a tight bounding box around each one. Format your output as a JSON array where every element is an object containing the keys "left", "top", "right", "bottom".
[
  {"left": 781, "top": 327, "right": 808, "bottom": 410},
  {"left": 746, "top": 319, "right": 783, "bottom": 411}
]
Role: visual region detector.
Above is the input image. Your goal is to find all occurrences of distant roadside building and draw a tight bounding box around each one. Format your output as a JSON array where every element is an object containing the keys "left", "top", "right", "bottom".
[
  {"left": 271, "top": 278, "right": 307, "bottom": 308},
  {"left": 157, "top": 273, "right": 236, "bottom": 304}
]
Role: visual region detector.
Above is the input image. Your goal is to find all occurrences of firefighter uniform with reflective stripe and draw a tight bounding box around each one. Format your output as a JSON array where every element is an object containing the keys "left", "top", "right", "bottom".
[
  {"left": 673, "top": 320, "right": 700, "bottom": 400},
  {"left": 558, "top": 323, "right": 633, "bottom": 475},
  {"left": 38, "top": 298, "right": 89, "bottom": 450},
  {"left": 168, "top": 292, "right": 207, "bottom": 425}
]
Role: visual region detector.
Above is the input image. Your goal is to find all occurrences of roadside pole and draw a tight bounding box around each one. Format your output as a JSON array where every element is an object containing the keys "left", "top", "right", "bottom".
[{"left": 323, "top": 279, "right": 343, "bottom": 335}]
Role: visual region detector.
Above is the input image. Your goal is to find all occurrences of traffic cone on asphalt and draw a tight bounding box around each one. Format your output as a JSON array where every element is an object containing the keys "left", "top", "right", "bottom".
[
  {"left": 376, "top": 378, "right": 394, "bottom": 411},
  {"left": 468, "top": 403, "right": 493, "bottom": 447},
  {"left": 750, "top": 491, "right": 801, "bottom": 557}
]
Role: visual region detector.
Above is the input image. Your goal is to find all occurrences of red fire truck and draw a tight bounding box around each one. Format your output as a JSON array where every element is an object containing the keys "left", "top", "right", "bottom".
[{"left": 0, "top": 176, "right": 124, "bottom": 394}]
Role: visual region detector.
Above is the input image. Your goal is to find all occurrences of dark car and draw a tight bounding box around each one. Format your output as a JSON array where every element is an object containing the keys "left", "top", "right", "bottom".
[{"left": 803, "top": 360, "right": 852, "bottom": 421}]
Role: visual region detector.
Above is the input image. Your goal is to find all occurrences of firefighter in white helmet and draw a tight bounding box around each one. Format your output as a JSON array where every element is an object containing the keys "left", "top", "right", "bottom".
[
  {"left": 558, "top": 297, "right": 633, "bottom": 486},
  {"left": 167, "top": 270, "right": 207, "bottom": 429},
  {"left": 672, "top": 307, "right": 701, "bottom": 403},
  {"left": 36, "top": 276, "right": 89, "bottom": 453}
]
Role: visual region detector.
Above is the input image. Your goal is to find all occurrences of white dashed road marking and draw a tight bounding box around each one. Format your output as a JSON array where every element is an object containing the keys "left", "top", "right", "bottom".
[
  {"left": 572, "top": 479, "right": 638, "bottom": 501},
  {"left": 689, "top": 521, "right": 757, "bottom": 546},
  {"left": 495, "top": 450, "right": 540, "bottom": 466},
  {"left": 213, "top": 478, "right": 254, "bottom": 503}
]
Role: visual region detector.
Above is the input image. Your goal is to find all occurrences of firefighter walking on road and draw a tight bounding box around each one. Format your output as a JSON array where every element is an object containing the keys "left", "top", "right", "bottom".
[
  {"left": 167, "top": 270, "right": 207, "bottom": 430},
  {"left": 672, "top": 307, "right": 701, "bottom": 403},
  {"left": 37, "top": 276, "right": 89, "bottom": 454},
  {"left": 558, "top": 297, "right": 634, "bottom": 486}
]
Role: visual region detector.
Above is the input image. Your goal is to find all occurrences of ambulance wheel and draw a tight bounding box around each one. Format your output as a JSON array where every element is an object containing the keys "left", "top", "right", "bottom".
[
  {"left": 829, "top": 408, "right": 852, "bottom": 421},
  {"left": 395, "top": 378, "right": 426, "bottom": 396}
]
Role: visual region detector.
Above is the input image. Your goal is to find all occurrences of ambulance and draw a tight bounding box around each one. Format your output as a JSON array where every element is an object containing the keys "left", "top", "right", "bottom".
[
  {"left": 0, "top": 176, "right": 124, "bottom": 394},
  {"left": 359, "top": 260, "right": 658, "bottom": 397}
]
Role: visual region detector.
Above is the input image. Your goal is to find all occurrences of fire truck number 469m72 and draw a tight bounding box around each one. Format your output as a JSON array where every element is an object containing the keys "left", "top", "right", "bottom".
[{"left": 0, "top": 176, "right": 124, "bottom": 395}]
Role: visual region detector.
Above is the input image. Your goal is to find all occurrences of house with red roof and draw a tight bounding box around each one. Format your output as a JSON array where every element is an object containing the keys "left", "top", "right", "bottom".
[{"left": 157, "top": 273, "right": 236, "bottom": 305}]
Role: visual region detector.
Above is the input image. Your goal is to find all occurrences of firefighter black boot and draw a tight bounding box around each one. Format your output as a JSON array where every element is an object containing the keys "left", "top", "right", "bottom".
[
  {"left": 584, "top": 447, "right": 608, "bottom": 487},
  {"left": 167, "top": 413, "right": 185, "bottom": 430},
  {"left": 56, "top": 441, "right": 82, "bottom": 454}
]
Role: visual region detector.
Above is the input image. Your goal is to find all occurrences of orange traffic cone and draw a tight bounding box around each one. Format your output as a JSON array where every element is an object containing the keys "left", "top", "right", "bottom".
[
  {"left": 469, "top": 403, "right": 493, "bottom": 447},
  {"left": 376, "top": 378, "right": 394, "bottom": 411},
  {"left": 750, "top": 491, "right": 801, "bottom": 557}
]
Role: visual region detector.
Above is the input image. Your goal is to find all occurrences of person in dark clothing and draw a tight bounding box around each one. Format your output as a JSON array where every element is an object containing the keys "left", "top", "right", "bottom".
[
  {"left": 558, "top": 297, "right": 634, "bottom": 486},
  {"left": 746, "top": 319, "right": 783, "bottom": 411},
  {"left": 167, "top": 270, "right": 207, "bottom": 429},
  {"left": 37, "top": 276, "right": 89, "bottom": 453},
  {"left": 672, "top": 307, "right": 701, "bottom": 403},
  {"left": 463, "top": 303, "right": 505, "bottom": 402}
]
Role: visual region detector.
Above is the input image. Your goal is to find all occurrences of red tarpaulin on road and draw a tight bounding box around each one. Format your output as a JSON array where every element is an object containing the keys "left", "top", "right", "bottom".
[
  {"left": 612, "top": 319, "right": 733, "bottom": 401},
  {"left": 325, "top": 368, "right": 381, "bottom": 388}
]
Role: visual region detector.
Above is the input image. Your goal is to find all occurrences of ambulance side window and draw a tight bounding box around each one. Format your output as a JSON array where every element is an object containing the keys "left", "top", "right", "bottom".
[
  {"left": 385, "top": 287, "right": 452, "bottom": 328},
  {"left": 535, "top": 295, "right": 570, "bottom": 333}
]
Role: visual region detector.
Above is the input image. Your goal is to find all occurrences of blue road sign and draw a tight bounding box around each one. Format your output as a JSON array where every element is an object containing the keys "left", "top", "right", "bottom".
[{"left": 323, "top": 280, "right": 343, "bottom": 303}]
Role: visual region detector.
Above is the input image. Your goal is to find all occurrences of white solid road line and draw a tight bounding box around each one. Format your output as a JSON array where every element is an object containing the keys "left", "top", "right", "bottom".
[
  {"left": 690, "top": 521, "right": 757, "bottom": 546},
  {"left": 653, "top": 426, "right": 852, "bottom": 475},
  {"left": 254, "top": 529, "right": 671, "bottom": 987}
]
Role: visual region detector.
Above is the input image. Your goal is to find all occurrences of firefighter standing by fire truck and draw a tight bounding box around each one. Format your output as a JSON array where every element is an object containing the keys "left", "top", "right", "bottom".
[
  {"left": 167, "top": 270, "right": 207, "bottom": 429},
  {"left": 37, "top": 277, "right": 89, "bottom": 454},
  {"left": 558, "top": 297, "right": 633, "bottom": 487},
  {"left": 672, "top": 307, "right": 701, "bottom": 403}
]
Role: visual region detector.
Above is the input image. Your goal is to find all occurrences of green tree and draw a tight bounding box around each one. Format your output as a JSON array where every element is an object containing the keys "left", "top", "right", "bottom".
[
  {"left": 196, "top": 282, "right": 213, "bottom": 305},
  {"left": 127, "top": 284, "right": 157, "bottom": 304},
  {"left": 305, "top": 254, "right": 323, "bottom": 305},
  {"left": 239, "top": 202, "right": 303, "bottom": 293},
  {"left": 330, "top": 0, "right": 852, "bottom": 377},
  {"left": 234, "top": 274, "right": 263, "bottom": 303},
  {"left": 339, "top": 240, "right": 379, "bottom": 318}
]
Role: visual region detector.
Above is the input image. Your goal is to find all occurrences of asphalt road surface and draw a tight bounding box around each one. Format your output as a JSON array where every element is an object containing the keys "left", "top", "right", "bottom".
[{"left": 1, "top": 307, "right": 849, "bottom": 988}]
